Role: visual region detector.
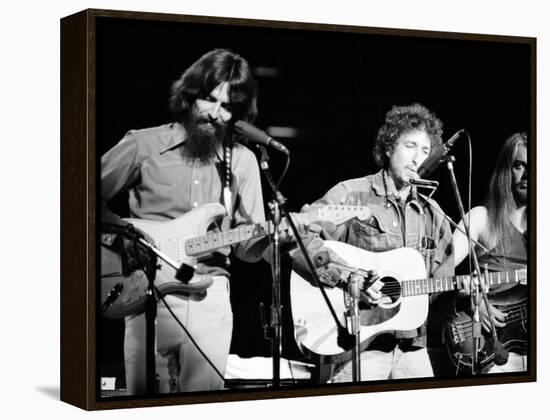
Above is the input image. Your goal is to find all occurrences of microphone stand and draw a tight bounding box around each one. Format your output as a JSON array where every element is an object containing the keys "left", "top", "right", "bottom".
[
  {"left": 444, "top": 155, "right": 502, "bottom": 374},
  {"left": 102, "top": 224, "right": 159, "bottom": 393},
  {"left": 102, "top": 224, "right": 197, "bottom": 393},
  {"left": 143, "top": 248, "right": 159, "bottom": 394},
  {"left": 256, "top": 146, "right": 282, "bottom": 387},
  {"left": 348, "top": 273, "right": 362, "bottom": 381},
  {"left": 255, "top": 145, "right": 356, "bottom": 386}
]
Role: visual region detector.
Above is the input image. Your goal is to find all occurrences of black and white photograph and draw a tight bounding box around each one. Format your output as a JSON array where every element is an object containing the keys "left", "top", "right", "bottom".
[
  {"left": 5, "top": 0, "right": 550, "bottom": 418},
  {"left": 61, "top": 9, "right": 536, "bottom": 407}
]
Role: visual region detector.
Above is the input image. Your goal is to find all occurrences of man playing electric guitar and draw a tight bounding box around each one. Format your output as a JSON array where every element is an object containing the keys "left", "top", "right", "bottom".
[
  {"left": 451, "top": 132, "right": 528, "bottom": 373},
  {"left": 291, "top": 104, "right": 455, "bottom": 382},
  {"left": 101, "top": 49, "right": 267, "bottom": 395}
]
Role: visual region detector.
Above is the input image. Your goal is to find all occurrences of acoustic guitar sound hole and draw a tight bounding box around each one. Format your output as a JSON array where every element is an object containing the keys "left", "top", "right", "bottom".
[{"left": 379, "top": 276, "right": 401, "bottom": 304}]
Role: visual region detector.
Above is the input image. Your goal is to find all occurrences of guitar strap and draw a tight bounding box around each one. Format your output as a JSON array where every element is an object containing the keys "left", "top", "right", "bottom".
[{"left": 222, "top": 143, "right": 233, "bottom": 220}]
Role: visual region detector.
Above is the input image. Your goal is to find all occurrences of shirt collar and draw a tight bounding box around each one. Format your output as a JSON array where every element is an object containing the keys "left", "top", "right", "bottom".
[
  {"left": 158, "top": 122, "right": 225, "bottom": 160},
  {"left": 159, "top": 122, "right": 188, "bottom": 155},
  {"left": 372, "top": 169, "right": 423, "bottom": 211}
]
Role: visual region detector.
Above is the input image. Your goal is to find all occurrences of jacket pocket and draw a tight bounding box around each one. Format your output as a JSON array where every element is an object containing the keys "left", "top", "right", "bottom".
[
  {"left": 347, "top": 215, "right": 393, "bottom": 252},
  {"left": 352, "top": 215, "right": 387, "bottom": 235}
]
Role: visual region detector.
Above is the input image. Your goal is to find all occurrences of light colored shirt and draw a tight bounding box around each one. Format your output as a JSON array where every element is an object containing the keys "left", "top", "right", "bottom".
[{"left": 101, "top": 122, "right": 266, "bottom": 274}]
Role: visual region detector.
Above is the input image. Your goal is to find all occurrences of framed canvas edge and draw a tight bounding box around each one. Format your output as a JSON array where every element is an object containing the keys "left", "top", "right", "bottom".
[
  {"left": 59, "top": 7, "right": 537, "bottom": 411},
  {"left": 60, "top": 9, "right": 90, "bottom": 410}
]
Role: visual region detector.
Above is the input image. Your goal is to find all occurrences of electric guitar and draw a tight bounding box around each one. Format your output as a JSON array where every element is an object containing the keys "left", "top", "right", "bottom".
[
  {"left": 290, "top": 241, "right": 527, "bottom": 364},
  {"left": 443, "top": 284, "right": 528, "bottom": 373},
  {"left": 101, "top": 202, "right": 371, "bottom": 319}
]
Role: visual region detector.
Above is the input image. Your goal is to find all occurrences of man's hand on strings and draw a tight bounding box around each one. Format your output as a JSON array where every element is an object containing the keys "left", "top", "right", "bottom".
[
  {"left": 478, "top": 299, "right": 506, "bottom": 333},
  {"left": 279, "top": 203, "right": 312, "bottom": 245},
  {"left": 460, "top": 272, "right": 506, "bottom": 332},
  {"left": 359, "top": 270, "right": 384, "bottom": 307}
]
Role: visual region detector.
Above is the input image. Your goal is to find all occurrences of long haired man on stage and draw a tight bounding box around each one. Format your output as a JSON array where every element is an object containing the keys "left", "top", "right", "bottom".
[
  {"left": 452, "top": 132, "right": 528, "bottom": 373},
  {"left": 101, "top": 49, "right": 266, "bottom": 394}
]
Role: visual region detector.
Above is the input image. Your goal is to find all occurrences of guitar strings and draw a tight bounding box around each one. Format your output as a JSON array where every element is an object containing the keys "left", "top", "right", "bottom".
[
  {"left": 375, "top": 280, "right": 523, "bottom": 294},
  {"left": 453, "top": 307, "right": 527, "bottom": 333},
  {"left": 454, "top": 305, "right": 527, "bottom": 324},
  {"left": 368, "top": 281, "right": 526, "bottom": 298},
  {"left": 455, "top": 313, "right": 525, "bottom": 332}
]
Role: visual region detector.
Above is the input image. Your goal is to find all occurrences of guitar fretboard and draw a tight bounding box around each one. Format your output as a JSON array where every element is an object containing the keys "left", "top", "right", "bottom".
[
  {"left": 402, "top": 269, "right": 527, "bottom": 297},
  {"left": 184, "top": 205, "right": 370, "bottom": 256},
  {"left": 185, "top": 222, "right": 271, "bottom": 256}
]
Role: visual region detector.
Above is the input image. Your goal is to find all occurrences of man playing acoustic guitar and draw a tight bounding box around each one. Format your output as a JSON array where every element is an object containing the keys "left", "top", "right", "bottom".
[{"left": 291, "top": 103, "right": 455, "bottom": 382}]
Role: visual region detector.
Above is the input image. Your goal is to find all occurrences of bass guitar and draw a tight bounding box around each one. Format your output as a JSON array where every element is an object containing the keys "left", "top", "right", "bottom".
[
  {"left": 101, "top": 202, "right": 371, "bottom": 319},
  {"left": 290, "top": 240, "right": 527, "bottom": 363},
  {"left": 443, "top": 284, "right": 528, "bottom": 373}
]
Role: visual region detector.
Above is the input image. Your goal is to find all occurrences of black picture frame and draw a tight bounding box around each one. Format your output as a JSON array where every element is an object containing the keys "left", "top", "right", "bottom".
[{"left": 60, "top": 8, "right": 536, "bottom": 410}]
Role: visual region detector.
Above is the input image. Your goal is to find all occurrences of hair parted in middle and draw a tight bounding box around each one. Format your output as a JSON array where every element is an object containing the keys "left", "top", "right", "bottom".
[
  {"left": 169, "top": 48, "right": 258, "bottom": 124},
  {"left": 485, "top": 131, "right": 528, "bottom": 247},
  {"left": 372, "top": 103, "right": 443, "bottom": 168}
]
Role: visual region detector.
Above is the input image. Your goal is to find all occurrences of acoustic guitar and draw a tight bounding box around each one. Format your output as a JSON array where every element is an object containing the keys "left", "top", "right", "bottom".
[{"left": 290, "top": 241, "right": 527, "bottom": 364}]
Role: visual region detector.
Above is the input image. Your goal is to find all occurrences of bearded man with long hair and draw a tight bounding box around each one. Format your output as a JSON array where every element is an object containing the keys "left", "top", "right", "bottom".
[
  {"left": 101, "top": 49, "right": 266, "bottom": 394},
  {"left": 453, "top": 132, "right": 528, "bottom": 373}
]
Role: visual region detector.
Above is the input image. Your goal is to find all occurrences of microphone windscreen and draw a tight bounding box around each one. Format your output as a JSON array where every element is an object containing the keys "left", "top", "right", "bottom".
[
  {"left": 175, "top": 263, "right": 195, "bottom": 283},
  {"left": 493, "top": 341, "right": 509, "bottom": 366}
]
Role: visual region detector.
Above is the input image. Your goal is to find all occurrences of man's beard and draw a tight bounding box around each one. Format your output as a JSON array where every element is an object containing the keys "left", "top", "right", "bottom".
[
  {"left": 181, "top": 113, "right": 231, "bottom": 162},
  {"left": 513, "top": 181, "right": 527, "bottom": 206}
]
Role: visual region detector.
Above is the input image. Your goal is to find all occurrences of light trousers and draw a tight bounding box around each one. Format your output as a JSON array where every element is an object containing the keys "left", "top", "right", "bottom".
[
  {"left": 486, "top": 352, "right": 527, "bottom": 374},
  {"left": 331, "top": 346, "right": 434, "bottom": 382},
  {"left": 124, "top": 276, "right": 232, "bottom": 395}
]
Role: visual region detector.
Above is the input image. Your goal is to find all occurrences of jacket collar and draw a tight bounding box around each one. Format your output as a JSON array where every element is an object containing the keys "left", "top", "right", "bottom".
[{"left": 371, "top": 169, "right": 387, "bottom": 197}]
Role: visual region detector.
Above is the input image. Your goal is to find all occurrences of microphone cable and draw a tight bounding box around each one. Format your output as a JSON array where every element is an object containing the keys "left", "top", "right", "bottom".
[
  {"left": 156, "top": 288, "right": 227, "bottom": 383},
  {"left": 132, "top": 241, "right": 226, "bottom": 383}
]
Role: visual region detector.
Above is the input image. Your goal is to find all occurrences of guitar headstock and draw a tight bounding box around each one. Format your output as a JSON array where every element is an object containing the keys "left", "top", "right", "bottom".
[{"left": 311, "top": 205, "right": 372, "bottom": 226}]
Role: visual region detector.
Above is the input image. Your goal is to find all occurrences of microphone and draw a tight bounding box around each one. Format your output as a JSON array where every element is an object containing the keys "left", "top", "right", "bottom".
[
  {"left": 233, "top": 120, "right": 289, "bottom": 154},
  {"left": 417, "top": 129, "right": 465, "bottom": 178},
  {"left": 175, "top": 263, "right": 195, "bottom": 283},
  {"left": 493, "top": 340, "right": 510, "bottom": 366}
]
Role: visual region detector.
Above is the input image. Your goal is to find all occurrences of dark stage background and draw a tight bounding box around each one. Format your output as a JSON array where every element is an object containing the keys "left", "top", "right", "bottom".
[{"left": 96, "top": 16, "right": 531, "bottom": 383}]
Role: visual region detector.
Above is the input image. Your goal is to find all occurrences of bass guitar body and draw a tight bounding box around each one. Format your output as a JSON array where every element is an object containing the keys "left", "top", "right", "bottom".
[{"left": 443, "top": 285, "right": 528, "bottom": 372}]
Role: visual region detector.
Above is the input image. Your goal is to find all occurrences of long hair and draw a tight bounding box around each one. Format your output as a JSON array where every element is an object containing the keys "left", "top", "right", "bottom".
[
  {"left": 372, "top": 103, "right": 443, "bottom": 168},
  {"left": 169, "top": 49, "right": 258, "bottom": 123},
  {"left": 485, "top": 132, "right": 528, "bottom": 247}
]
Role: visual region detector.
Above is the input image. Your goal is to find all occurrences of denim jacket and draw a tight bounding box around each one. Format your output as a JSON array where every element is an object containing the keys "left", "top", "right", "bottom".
[{"left": 290, "top": 169, "right": 454, "bottom": 347}]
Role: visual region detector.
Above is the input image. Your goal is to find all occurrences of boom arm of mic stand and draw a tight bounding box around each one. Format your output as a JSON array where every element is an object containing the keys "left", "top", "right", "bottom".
[{"left": 418, "top": 192, "right": 502, "bottom": 263}]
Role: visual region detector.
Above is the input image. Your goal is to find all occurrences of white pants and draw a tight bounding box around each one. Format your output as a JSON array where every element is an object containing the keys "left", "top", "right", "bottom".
[
  {"left": 124, "top": 276, "right": 233, "bottom": 395},
  {"left": 330, "top": 346, "right": 434, "bottom": 382}
]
